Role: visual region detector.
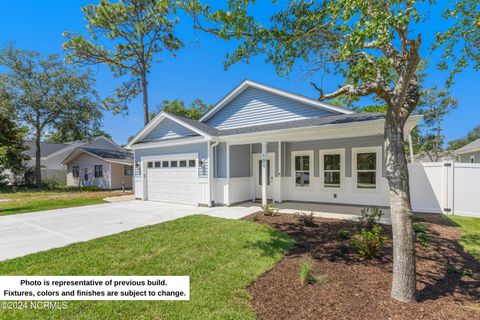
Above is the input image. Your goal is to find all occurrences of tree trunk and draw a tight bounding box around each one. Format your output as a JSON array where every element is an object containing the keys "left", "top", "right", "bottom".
[
  {"left": 35, "top": 129, "right": 42, "bottom": 190},
  {"left": 141, "top": 72, "right": 149, "bottom": 125},
  {"left": 384, "top": 109, "right": 417, "bottom": 302}
]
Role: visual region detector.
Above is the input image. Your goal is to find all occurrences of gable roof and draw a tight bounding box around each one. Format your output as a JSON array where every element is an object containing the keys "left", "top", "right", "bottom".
[
  {"left": 199, "top": 80, "right": 355, "bottom": 123},
  {"left": 455, "top": 138, "right": 480, "bottom": 155},
  {"left": 62, "top": 147, "right": 133, "bottom": 165},
  {"left": 24, "top": 142, "right": 70, "bottom": 158}
]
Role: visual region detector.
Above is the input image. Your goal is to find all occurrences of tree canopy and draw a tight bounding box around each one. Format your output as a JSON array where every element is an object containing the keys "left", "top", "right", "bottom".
[
  {"left": 448, "top": 125, "right": 480, "bottom": 150},
  {"left": 0, "top": 113, "right": 29, "bottom": 186},
  {"left": 64, "top": 0, "right": 184, "bottom": 125},
  {"left": 0, "top": 44, "right": 103, "bottom": 188},
  {"left": 151, "top": 98, "right": 213, "bottom": 120}
]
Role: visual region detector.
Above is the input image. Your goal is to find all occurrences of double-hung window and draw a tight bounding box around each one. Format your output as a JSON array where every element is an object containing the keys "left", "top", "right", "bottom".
[
  {"left": 354, "top": 148, "right": 380, "bottom": 190},
  {"left": 320, "top": 149, "right": 344, "bottom": 188},
  {"left": 124, "top": 165, "right": 133, "bottom": 176},
  {"left": 293, "top": 151, "right": 312, "bottom": 188},
  {"left": 94, "top": 165, "right": 103, "bottom": 178},
  {"left": 72, "top": 166, "right": 80, "bottom": 179}
]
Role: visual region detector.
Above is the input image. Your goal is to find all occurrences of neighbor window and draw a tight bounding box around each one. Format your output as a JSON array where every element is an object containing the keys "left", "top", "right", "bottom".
[
  {"left": 72, "top": 166, "right": 80, "bottom": 179},
  {"left": 323, "top": 153, "right": 341, "bottom": 188},
  {"left": 124, "top": 165, "right": 133, "bottom": 176},
  {"left": 294, "top": 154, "right": 311, "bottom": 187},
  {"left": 171, "top": 160, "right": 178, "bottom": 168},
  {"left": 94, "top": 165, "right": 103, "bottom": 178},
  {"left": 356, "top": 152, "right": 377, "bottom": 189}
]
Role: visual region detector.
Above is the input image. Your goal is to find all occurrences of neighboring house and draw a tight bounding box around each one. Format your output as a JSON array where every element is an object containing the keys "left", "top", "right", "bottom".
[
  {"left": 126, "top": 80, "right": 421, "bottom": 207},
  {"left": 61, "top": 137, "right": 133, "bottom": 189},
  {"left": 455, "top": 138, "right": 480, "bottom": 163}
]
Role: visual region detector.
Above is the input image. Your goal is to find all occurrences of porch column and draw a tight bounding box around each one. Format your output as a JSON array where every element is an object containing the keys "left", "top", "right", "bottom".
[
  {"left": 226, "top": 142, "right": 230, "bottom": 206},
  {"left": 261, "top": 142, "right": 268, "bottom": 206},
  {"left": 277, "top": 141, "right": 282, "bottom": 203}
]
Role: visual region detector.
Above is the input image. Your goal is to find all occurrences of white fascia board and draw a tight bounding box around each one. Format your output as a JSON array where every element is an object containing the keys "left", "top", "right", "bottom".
[
  {"left": 199, "top": 80, "right": 355, "bottom": 122},
  {"left": 219, "top": 120, "right": 386, "bottom": 144},
  {"left": 128, "top": 136, "right": 208, "bottom": 150},
  {"left": 126, "top": 112, "right": 212, "bottom": 149},
  {"left": 455, "top": 147, "right": 480, "bottom": 155}
]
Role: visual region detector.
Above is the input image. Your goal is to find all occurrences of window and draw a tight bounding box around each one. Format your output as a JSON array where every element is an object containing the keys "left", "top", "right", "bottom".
[
  {"left": 171, "top": 160, "right": 178, "bottom": 168},
  {"left": 356, "top": 151, "right": 377, "bottom": 189},
  {"left": 188, "top": 160, "right": 196, "bottom": 167},
  {"left": 293, "top": 152, "right": 312, "bottom": 187},
  {"left": 179, "top": 160, "right": 187, "bottom": 167},
  {"left": 258, "top": 159, "right": 271, "bottom": 185},
  {"left": 162, "top": 161, "right": 169, "bottom": 168},
  {"left": 471, "top": 155, "right": 475, "bottom": 163},
  {"left": 124, "top": 165, "right": 133, "bottom": 176},
  {"left": 154, "top": 161, "right": 161, "bottom": 168},
  {"left": 94, "top": 165, "right": 103, "bottom": 178},
  {"left": 147, "top": 162, "right": 153, "bottom": 168},
  {"left": 72, "top": 166, "right": 80, "bottom": 179},
  {"left": 321, "top": 150, "right": 344, "bottom": 188}
]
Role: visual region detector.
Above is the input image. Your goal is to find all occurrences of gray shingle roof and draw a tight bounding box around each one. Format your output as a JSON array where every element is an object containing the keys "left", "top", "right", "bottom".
[
  {"left": 81, "top": 148, "right": 132, "bottom": 161},
  {"left": 170, "top": 114, "right": 220, "bottom": 136},
  {"left": 455, "top": 138, "right": 480, "bottom": 154},
  {"left": 24, "top": 141, "right": 70, "bottom": 158}
]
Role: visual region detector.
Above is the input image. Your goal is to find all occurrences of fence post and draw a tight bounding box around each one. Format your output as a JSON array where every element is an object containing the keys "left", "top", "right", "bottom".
[{"left": 442, "top": 162, "right": 454, "bottom": 214}]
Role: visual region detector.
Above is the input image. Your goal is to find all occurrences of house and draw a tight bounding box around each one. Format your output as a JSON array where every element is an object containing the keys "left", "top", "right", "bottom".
[
  {"left": 126, "top": 80, "right": 421, "bottom": 207},
  {"left": 455, "top": 138, "right": 480, "bottom": 163},
  {"left": 61, "top": 137, "right": 133, "bottom": 189}
]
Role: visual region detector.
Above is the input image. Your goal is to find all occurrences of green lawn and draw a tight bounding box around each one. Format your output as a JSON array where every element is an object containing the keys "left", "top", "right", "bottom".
[
  {"left": 448, "top": 215, "right": 480, "bottom": 260},
  {"left": 0, "top": 190, "right": 128, "bottom": 216},
  {"left": 0, "top": 215, "right": 293, "bottom": 320}
]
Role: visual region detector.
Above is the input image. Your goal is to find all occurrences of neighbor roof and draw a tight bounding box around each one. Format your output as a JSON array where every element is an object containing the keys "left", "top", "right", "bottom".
[
  {"left": 455, "top": 138, "right": 480, "bottom": 155},
  {"left": 62, "top": 147, "right": 132, "bottom": 165},
  {"left": 24, "top": 141, "right": 70, "bottom": 158}
]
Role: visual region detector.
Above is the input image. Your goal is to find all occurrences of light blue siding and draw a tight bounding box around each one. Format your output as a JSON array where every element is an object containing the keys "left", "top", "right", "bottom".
[
  {"left": 205, "top": 87, "right": 338, "bottom": 129},
  {"left": 142, "top": 118, "right": 198, "bottom": 142},
  {"left": 252, "top": 136, "right": 385, "bottom": 178},
  {"left": 134, "top": 143, "right": 208, "bottom": 178},
  {"left": 230, "top": 144, "right": 251, "bottom": 178}
]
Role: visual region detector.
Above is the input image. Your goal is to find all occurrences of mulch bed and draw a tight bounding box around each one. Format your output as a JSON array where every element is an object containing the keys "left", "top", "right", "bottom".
[{"left": 241, "top": 213, "right": 480, "bottom": 320}]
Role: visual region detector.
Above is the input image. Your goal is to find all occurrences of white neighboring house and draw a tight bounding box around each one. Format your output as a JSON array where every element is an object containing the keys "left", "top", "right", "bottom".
[
  {"left": 126, "top": 80, "right": 421, "bottom": 207},
  {"left": 455, "top": 138, "right": 480, "bottom": 163},
  {"left": 61, "top": 137, "right": 133, "bottom": 189}
]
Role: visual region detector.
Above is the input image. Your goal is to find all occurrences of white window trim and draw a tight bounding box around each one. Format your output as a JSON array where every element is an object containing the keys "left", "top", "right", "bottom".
[
  {"left": 291, "top": 150, "right": 314, "bottom": 189},
  {"left": 319, "top": 148, "right": 345, "bottom": 190},
  {"left": 352, "top": 146, "right": 382, "bottom": 192},
  {"left": 94, "top": 164, "right": 104, "bottom": 179},
  {"left": 470, "top": 155, "right": 475, "bottom": 163},
  {"left": 72, "top": 166, "right": 80, "bottom": 179}
]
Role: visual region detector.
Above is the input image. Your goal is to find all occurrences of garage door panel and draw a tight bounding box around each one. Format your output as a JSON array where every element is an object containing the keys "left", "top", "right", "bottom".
[{"left": 146, "top": 165, "right": 198, "bottom": 205}]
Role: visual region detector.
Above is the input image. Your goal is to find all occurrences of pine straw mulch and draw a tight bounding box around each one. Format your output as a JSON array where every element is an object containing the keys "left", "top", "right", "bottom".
[{"left": 240, "top": 212, "right": 480, "bottom": 320}]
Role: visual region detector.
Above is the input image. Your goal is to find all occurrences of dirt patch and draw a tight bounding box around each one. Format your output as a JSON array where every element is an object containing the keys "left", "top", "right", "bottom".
[{"left": 242, "top": 213, "right": 480, "bottom": 320}]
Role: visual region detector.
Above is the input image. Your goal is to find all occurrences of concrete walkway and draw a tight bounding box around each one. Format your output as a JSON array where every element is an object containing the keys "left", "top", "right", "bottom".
[{"left": 0, "top": 200, "right": 260, "bottom": 262}]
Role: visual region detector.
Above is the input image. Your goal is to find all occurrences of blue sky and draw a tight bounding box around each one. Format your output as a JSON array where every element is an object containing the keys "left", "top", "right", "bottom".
[{"left": 1, "top": 1, "right": 478, "bottom": 145}]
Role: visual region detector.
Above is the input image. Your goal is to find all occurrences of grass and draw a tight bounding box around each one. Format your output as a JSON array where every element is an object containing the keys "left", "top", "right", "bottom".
[
  {"left": 0, "top": 215, "right": 294, "bottom": 320},
  {"left": 0, "top": 190, "right": 128, "bottom": 216},
  {"left": 447, "top": 215, "right": 480, "bottom": 260}
]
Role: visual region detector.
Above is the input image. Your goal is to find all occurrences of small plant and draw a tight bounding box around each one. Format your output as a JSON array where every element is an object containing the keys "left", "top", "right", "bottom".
[
  {"left": 351, "top": 225, "right": 387, "bottom": 259},
  {"left": 338, "top": 229, "right": 351, "bottom": 240},
  {"left": 295, "top": 211, "right": 316, "bottom": 227},
  {"left": 250, "top": 213, "right": 258, "bottom": 221},
  {"left": 261, "top": 203, "right": 276, "bottom": 216},
  {"left": 299, "top": 260, "right": 317, "bottom": 285},
  {"left": 445, "top": 261, "right": 474, "bottom": 277},
  {"left": 413, "top": 223, "right": 430, "bottom": 247},
  {"left": 359, "top": 207, "right": 384, "bottom": 229}
]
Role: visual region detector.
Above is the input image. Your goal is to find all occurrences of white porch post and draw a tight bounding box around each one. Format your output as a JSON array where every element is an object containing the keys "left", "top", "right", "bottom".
[
  {"left": 261, "top": 142, "right": 267, "bottom": 206},
  {"left": 207, "top": 141, "right": 212, "bottom": 206},
  {"left": 226, "top": 142, "right": 230, "bottom": 206},
  {"left": 277, "top": 141, "right": 282, "bottom": 203}
]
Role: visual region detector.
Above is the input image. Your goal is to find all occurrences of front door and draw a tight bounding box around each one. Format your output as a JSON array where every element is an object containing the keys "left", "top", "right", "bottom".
[{"left": 253, "top": 153, "right": 275, "bottom": 200}]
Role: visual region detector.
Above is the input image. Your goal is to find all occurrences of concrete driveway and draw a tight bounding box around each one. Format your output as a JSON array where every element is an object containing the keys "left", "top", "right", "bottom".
[{"left": 0, "top": 200, "right": 260, "bottom": 262}]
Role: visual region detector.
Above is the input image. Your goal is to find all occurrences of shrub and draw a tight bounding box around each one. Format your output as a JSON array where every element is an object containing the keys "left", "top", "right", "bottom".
[
  {"left": 261, "top": 203, "right": 276, "bottom": 216},
  {"left": 338, "top": 229, "right": 351, "bottom": 240},
  {"left": 413, "top": 223, "right": 430, "bottom": 247},
  {"left": 250, "top": 213, "right": 258, "bottom": 222},
  {"left": 299, "top": 260, "right": 317, "bottom": 285},
  {"left": 351, "top": 226, "right": 387, "bottom": 259},
  {"left": 295, "top": 211, "right": 316, "bottom": 227},
  {"left": 359, "top": 207, "right": 384, "bottom": 229}
]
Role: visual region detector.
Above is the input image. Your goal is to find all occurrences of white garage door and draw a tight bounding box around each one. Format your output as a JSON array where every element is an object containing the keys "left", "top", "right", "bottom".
[{"left": 146, "top": 158, "right": 198, "bottom": 205}]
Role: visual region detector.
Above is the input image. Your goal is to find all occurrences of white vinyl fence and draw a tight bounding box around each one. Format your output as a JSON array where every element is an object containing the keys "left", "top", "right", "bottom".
[{"left": 409, "top": 162, "right": 480, "bottom": 217}]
